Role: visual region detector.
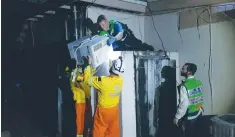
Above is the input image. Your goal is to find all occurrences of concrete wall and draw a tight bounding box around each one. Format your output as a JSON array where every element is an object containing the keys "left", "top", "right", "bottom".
[
  {"left": 144, "top": 13, "right": 235, "bottom": 114},
  {"left": 148, "top": 0, "right": 235, "bottom": 13},
  {"left": 82, "top": 0, "right": 146, "bottom": 13},
  {"left": 87, "top": 4, "right": 235, "bottom": 117},
  {"left": 211, "top": 22, "right": 235, "bottom": 114}
]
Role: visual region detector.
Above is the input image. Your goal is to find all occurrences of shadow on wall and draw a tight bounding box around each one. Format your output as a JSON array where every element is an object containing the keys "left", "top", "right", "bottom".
[
  {"left": 228, "top": 101, "right": 235, "bottom": 113},
  {"left": 156, "top": 66, "right": 181, "bottom": 137},
  {"left": 85, "top": 18, "right": 154, "bottom": 51}
]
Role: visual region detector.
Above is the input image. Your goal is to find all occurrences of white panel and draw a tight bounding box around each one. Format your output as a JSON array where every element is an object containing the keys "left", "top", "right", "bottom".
[{"left": 121, "top": 51, "right": 136, "bottom": 137}]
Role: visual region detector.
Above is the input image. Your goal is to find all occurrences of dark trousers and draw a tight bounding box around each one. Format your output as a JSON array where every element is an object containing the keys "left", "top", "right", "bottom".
[
  {"left": 185, "top": 115, "right": 202, "bottom": 137},
  {"left": 115, "top": 33, "right": 154, "bottom": 51},
  {"left": 59, "top": 76, "right": 77, "bottom": 137},
  {"left": 84, "top": 98, "right": 93, "bottom": 137},
  {"left": 158, "top": 119, "right": 181, "bottom": 137}
]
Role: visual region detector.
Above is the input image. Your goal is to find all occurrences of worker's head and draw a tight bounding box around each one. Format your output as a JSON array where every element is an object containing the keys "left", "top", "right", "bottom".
[
  {"left": 161, "top": 66, "right": 174, "bottom": 80},
  {"left": 97, "top": 15, "right": 109, "bottom": 31},
  {"left": 110, "top": 57, "right": 124, "bottom": 75},
  {"left": 181, "top": 63, "right": 197, "bottom": 77}
]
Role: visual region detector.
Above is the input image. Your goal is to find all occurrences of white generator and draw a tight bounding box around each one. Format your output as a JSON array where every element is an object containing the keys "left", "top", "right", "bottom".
[{"left": 67, "top": 35, "right": 113, "bottom": 68}]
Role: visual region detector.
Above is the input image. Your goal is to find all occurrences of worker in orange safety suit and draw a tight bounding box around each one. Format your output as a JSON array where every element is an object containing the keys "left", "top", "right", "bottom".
[
  {"left": 82, "top": 56, "right": 124, "bottom": 137},
  {"left": 76, "top": 65, "right": 93, "bottom": 137},
  {"left": 70, "top": 66, "right": 86, "bottom": 137}
]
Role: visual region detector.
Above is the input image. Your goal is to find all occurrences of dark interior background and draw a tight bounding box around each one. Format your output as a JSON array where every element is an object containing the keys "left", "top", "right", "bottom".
[
  {"left": 2, "top": 0, "right": 88, "bottom": 136},
  {"left": 2, "top": 1, "right": 217, "bottom": 137}
]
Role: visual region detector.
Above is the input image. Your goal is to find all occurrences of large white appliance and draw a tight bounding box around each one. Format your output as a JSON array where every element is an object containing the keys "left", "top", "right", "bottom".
[
  {"left": 67, "top": 35, "right": 113, "bottom": 68},
  {"left": 67, "top": 35, "right": 119, "bottom": 118}
]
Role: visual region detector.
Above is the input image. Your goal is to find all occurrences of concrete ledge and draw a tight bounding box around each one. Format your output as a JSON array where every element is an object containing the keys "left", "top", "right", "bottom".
[
  {"left": 80, "top": 0, "right": 147, "bottom": 13},
  {"left": 148, "top": 0, "right": 235, "bottom": 13}
]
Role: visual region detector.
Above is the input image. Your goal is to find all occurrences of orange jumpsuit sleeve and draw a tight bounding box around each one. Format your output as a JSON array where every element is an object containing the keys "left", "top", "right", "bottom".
[{"left": 84, "top": 65, "right": 104, "bottom": 92}]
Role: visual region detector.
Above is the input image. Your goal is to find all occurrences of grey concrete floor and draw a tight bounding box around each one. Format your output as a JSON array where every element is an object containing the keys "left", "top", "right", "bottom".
[{"left": 2, "top": 101, "right": 58, "bottom": 137}]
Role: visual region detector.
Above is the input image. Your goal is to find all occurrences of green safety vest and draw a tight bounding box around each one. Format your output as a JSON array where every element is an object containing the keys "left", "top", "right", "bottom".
[
  {"left": 184, "top": 78, "right": 204, "bottom": 118},
  {"left": 99, "top": 20, "right": 127, "bottom": 37},
  {"left": 108, "top": 20, "right": 116, "bottom": 36},
  {"left": 99, "top": 30, "right": 109, "bottom": 36}
]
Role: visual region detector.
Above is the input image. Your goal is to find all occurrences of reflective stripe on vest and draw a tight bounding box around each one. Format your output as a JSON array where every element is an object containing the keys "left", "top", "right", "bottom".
[{"left": 184, "top": 78, "right": 204, "bottom": 118}]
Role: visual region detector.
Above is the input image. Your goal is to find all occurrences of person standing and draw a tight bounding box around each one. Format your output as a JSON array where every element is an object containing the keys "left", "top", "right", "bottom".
[
  {"left": 76, "top": 65, "right": 93, "bottom": 137},
  {"left": 61, "top": 59, "right": 77, "bottom": 137},
  {"left": 82, "top": 56, "right": 124, "bottom": 137},
  {"left": 173, "top": 63, "right": 204, "bottom": 137},
  {"left": 70, "top": 67, "right": 86, "bottom": 137}
]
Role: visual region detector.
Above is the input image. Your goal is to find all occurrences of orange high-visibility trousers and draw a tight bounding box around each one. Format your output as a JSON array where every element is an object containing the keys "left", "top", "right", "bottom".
[
  {"left": 92, "top": 106, "right": 120, "bottom": 137},
  {"left": 76, "top": 103, "right": 86, "bottom": 136}
]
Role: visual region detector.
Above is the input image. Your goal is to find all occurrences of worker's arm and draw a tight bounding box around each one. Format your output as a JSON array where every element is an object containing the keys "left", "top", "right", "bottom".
[
  {"left": 115, "top": 32, "right": 123, "bottom": 41},
  {"left": 175, "top": 86, "right": 189, "bottom": 120},
  {"left": 83, "top": 65, "right": 103, "bottom": 91},
  {"left": 106, "top": 22, "right": 124, "bottom": 46},
  {"left": 113, "top": 22, "right": 124, "bottom": 41}
]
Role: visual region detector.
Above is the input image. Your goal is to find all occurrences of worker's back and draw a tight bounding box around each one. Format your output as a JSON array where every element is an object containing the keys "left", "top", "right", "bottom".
[{"left": 97, "top": 75, "right": 123, "bottom": 108}]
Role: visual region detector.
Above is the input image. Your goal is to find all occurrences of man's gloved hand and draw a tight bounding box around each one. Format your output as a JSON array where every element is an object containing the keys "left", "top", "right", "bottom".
[
  {"left": 173, "top": 118, "right": 179, "bottom": 126},
  {"left": 107, "top": 36, "right": 116, "bottom": 46},
  {"left": 76, "top": 75, "right": 84, "bottom": 82},
  {"left": 82, "top": 56, "right": 92, "bottom": 68}
]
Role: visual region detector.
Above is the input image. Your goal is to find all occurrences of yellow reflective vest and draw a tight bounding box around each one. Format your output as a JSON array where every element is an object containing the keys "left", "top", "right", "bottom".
[
  {"left": 84, "top": 65, "right": 123, "bottom": 108},
  {"left": 70, "top": 69, "right": 85, "bottom": 103}
]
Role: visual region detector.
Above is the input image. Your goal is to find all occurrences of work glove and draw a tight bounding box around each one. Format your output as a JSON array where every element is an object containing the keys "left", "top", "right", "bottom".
[
  {"left": 76, "top": 75, "right": 84, "bottom": 82},
  {"left": 173, "top": 117, "right": 179, "bottom": 126},
  {"left": 107, "top": 36, "right": 116, "bottom": 46},
  {"left": 82, "top": 56, "right": 92, "bottom": 69},
  {"left": 77, "top": 66, "right": 83, "bottom": 74}
]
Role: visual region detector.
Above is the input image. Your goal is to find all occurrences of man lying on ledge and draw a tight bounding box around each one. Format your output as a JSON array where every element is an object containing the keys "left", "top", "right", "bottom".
[
  {"left": 86, "top": 15, "right": 154, "bottom": 51},
  {"left": 97, "top": 15, "right": 154, "bottom": 51}
]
